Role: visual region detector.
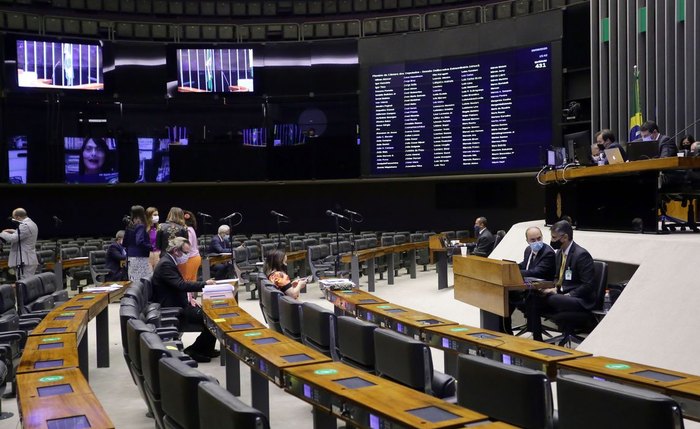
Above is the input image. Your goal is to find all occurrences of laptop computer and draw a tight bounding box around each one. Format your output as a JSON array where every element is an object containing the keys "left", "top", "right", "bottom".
[
  {"left": 626, "top": 140, "right": 659, "bottom": 161},
  {"left": 604, "top": 147, "right": 625, "bottom": 164},
  {"left": 575, "top": 143, "right": 596, "bottom": 166}
]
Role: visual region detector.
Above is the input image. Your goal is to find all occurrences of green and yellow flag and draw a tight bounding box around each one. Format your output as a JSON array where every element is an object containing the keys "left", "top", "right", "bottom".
[{"left": 629, "top": 65, "right": 643, "bottom": 141}]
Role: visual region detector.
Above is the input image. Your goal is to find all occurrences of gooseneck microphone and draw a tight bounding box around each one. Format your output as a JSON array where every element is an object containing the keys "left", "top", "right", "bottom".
[
  {"left": 270, "top": 210, "right": 289, "bottom": 219},
  {"left": 325, "top": 210, "right": 349, "bottom": 220},
  {"left": 197, "top": 212, "right": 213, "bottom": 218}
]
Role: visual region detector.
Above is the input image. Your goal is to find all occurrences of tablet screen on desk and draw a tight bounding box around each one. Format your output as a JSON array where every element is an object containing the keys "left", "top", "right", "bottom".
[
  {"left": 384, "top": 308, "right": 406, "bottom": 313},
  {"left": 230, "top": 323, "right": 254, "bottom": 330},
  {"left": 38, "top": 384, "right": 74, "bottom": 397},
  {"left": 220, "top": 312, "right": 239, "bottom": 318},
  {"left": 54, "top": 315, "right": 74, "bottom": 321},
  {"left": 38, "top": 342, "right": 64, "bottom": 350},
  {"left": 405, "top": 406, "right": 460, "bottom": 422},
  {"left": 418, "top": 319, "right": 441, "bottom": 325},
  {"left": 47, "top": 415, "right": 90, "bottom": 429},
  {"left": 63, "top": 306, "right": 83, "bottom": 310},
  {"left": 468, "top": 332, "right": 499, "bottom": 339},
  {"left": 333, "top": 377, "right": 376, "bottom": 389},
  {"left": 43, "top": 327, "right": 67, "bottom": 334},
  {"left": 632, "top": 370, "right": 684, "bottom": 382},
  {"left": 212, "top": 303, "right": 229, "bottom": 308},
  {"left": 359, "top": 299, "right": 378, "bottom": 303},
  {"left": 532, "top": 347, "right": 571, "bottom": 357},
  {"left": 282, "top": 353, "right": 313, "bottom": 363},
  {"left": 34, "top": 359, "right": 63, "bottom": 369},
  {"left": 252, "top": 337, "right": 280, "bottom": 345}
]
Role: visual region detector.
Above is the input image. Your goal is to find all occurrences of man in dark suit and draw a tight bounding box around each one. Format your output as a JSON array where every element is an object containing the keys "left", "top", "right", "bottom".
[
  {"left": 208, "top": 224, "right": 233, "bottom": 280},
  {"left": 472, "top": 216, "right": 495, "bottom": 257},
  {"left": 152, "top": 237, "right": 216, "bottom": 362},
  {"left": 529, "top": 220, "right": 595, "bottom": 341},
  {"left": 105, "top": 230, "right": 128, "bottom": 281},
  {"left": 595, "top": 129, "right": 628, "bottom": 163},
  {"left": 640, "top": 120, "right": 677, "bottom": 158}
]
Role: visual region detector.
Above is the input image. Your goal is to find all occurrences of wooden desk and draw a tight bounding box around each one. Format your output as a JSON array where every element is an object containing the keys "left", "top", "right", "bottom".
[
  {"left": 202, "top": 297, "right": 238, "bottom": 311},
  {"left": 558, "top": 356, "right": 700, "bottom": 392},
  {"left": 18, "top": 334, "right": 79, "bottom": 374},
  {"left": 324, "top": 288, "right": 386, "bottom": 316},
  {"left": 356, "top": 302, "right": 457, "bottom": 341},
  {"left": 19, "top": 392, "right": 115, "bottom": 429},
  {"left": 17, "top": 367, "right": 93, "bottom": 400},
  {"left": 30, "top": 310, "right": 89, "bottom": 378},
  {"left": 668, "top": 380, "right": 700, "bottom": 422},
  {"left": 225, "top": 329, "right": 331, "bottom": 419},
  {"left": 284, "top": 362, "right": 487, "bottom": 429},
  {"left": 107, "top": 280, "right": 131, "bottom": 302},
  {"left": 541, "top": 156, "right": 700, "bottom": 182},
  {"left": 54, "top": 293, "right": 111, "bottom": 368}
]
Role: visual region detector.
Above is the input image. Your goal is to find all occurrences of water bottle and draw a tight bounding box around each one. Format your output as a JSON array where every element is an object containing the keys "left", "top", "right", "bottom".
[{"left": 603, "top": 289, "right": 612, "bottom": 312}]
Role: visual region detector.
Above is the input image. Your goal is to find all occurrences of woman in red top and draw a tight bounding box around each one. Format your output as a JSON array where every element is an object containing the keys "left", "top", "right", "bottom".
[{"left": 264, "top": 249, "right": 306, "bottom": 299}]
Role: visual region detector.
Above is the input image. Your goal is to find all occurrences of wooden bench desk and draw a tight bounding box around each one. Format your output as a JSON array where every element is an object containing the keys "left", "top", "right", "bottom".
[
  {"left": 18, "top": 334, "right": 79, "bottom": 375},
  {"left": 225, "top": 329, "right": 331, "bottom": 419},
  {"left": 285, "top": 361, "right": 487, "bottom": 429},
  {"left": 30, "top": 311, "right": 89, "bottom": 378},
  {"left": 17, "top": 367, "right": 93, "bottom": 401},
  {"left": 54, "top": 293, "right": 111, "bottom": 368},
  {"left": 19, "top": 391, "right": 115, "bottom": 429},
  {"left": 356, "top": 302, "right": 457, "bottom": 341},
  {"left": 325, "top": 288, "right": 387, "bottom": 316},
  {"left": 668, "top": 380, "right": 700, "bottom": 422},
  {"left": 202, "top": 297, "right": 238, "bottom": 311}
]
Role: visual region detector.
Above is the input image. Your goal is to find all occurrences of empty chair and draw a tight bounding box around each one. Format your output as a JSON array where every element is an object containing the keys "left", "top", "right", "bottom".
[
  {"left": 456, "top": 230, "right": 471, "bottom": 240},
  {"left": 35, "top": 249, "right": 55, "bottom": 272},
  {"left": 289, "top": 240, "right": 304, "bottom": 252},
  {"left": 261, "top": 243, "right": 277, "bottom": 260},
  {"left": 259, "top": 285, "right": 283, "bottom": 333},
  {"left": 337, "top": 316, "right": 377, "bottom": 373},
  {"left": 159, "top": 357, "right": 217, "bottom": 429},
  {"left": 440, "top": 231, "right": 456, "bottom": 240},
  {"left": 373, "top": 328, "right": 455, "bottom": 399},
  {"left": 307, "top": 245, "right": 334, "bottom": 281},
  {"left": 89, "top": 250, "right": 110, "bottom": 285},
  {"left": 302, "top": 238, "right": 318, "bottom": 249},
  {"left": 457, "top": 354, "right": 554, "bottom": 429},
  {"left": 410, "top": 233, "right": 430, "bottom": 271},
  {"left": 198, "top": 381, "right": 270, "bottom": 429},
  {"left": 557, "top": 373, "right": 684, "bottom": 429},
  {"left": 36, "top": 272, "right": 68, "bottom": 303},
  {"left": 126, "top": 318, "right": 157, "bottom": 415},
  {"left": 278, "top": 295, "right": 303, "bottom": 342},
  {"left": 300, "top": 302, "right": 338, "bottom": 360},
  {"left": 15, "top": 275, "right": 54, "bottom": 315},
  {"left": 493, "top": 230, "right": 506, "bottom": 249}
]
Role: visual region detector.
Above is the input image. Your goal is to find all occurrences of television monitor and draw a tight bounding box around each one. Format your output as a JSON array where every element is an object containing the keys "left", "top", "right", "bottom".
[
  {"left": 8, "top": 135, "right": 28, "bottom": 184},
  {"left": 273, "top": 124, "right": 307, "bottom": 146},
  {"left": 242, "top": 127, "right": 267, "bottom": 147},
  {"left": 16, "top": 39, "right": 103, "bottom": 90},
  {"left": 165, "top": 126, "right": 189, "bottom": 146},
  {"left": 176, "top": 48, "right": 254, "bottom": 93},
  {"left": 365, "top": 44, "right": 553, "bottom": 176},
  {"left": 564, "top": 131, "right": 591, "bottom": 165},
  {"left": 64, "top": 137, "right": 118, "bottom": 184},
  {"left": 137, "top": 138, "right": 170, "bottom": 183}
]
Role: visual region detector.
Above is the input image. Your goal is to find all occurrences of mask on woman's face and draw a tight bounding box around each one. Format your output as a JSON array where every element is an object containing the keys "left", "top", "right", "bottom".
[{"left": 152, "top": 215, "right": 159, "bottom": 223}]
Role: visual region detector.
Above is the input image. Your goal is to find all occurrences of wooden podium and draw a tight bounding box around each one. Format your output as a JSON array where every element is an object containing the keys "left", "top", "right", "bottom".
[{"left": 453, "top": 255, "right": 550, "bottom": 331}]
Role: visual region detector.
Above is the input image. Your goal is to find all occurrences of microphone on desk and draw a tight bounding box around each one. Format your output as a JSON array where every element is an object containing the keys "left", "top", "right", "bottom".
[
  {"left": 326, "top": 210, "right": 349, "bottom": 220},
  {"left": 197, "top": 212, "right": 213, "bottom": 218},
  {"left": 270, "top": 210, "right": 289, "bottom": 219}
]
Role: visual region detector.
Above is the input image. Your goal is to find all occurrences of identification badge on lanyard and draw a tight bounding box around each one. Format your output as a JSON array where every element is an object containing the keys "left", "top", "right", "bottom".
[{"left": 564, "top": 268, "right": 573, "bottom": 281}]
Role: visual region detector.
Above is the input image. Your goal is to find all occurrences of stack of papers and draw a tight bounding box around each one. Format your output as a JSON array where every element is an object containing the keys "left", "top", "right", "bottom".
[
  {"left": 83, "top": 284, "right": 123, "bottom": 293},
  {"left": 319, "top": 278, "right": 355, "bottom": 290},
  {"left": 204, "top": 283, "right": 235, "bottom": 293}
]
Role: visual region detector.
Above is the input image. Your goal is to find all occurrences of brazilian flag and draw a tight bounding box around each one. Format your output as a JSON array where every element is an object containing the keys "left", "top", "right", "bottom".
[{"left": 629, "top": 65, "right": 643, "bottom": 141}]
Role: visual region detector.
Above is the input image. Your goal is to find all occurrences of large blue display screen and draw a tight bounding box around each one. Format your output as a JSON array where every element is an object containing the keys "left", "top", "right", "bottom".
[{"left": 368, "top": 44, "right": 552, "bottom": 175}]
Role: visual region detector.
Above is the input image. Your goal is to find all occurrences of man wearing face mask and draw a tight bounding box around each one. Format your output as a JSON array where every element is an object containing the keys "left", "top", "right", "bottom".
[
  {"left": 528, "top": 220, "right": 595, "bottom": 341},
  {"left": 640, "top": 120, "right": 677, "bottom": 158},
  {"left": 151, "top": 237, "right": 217, "bottom": 362},
  {"left": 471, "top": 216, "right": 495, "bottom": 257},
  {"left": 208, "top": 224, "right": 233, "bottom": 280}
]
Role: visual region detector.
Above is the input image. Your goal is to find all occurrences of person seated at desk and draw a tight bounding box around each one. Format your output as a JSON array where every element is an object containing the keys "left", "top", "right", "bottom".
[
  {"left": 595, "top": 129, "right": 627, "bottom": 164},
  {"left": 105, "top": 230, "right": 128, "bottom": 282},
  {"left": 151, "top": 237, "right": 217, "bottom": 362},
  {"left": 505, "top": 226, "right": 556, "bottom": 334},
  {"left": 208, "top": 224, "right": 233, "bottom": 280},
  {"left": 264, "top": 249, "right": 307, "bottom": 299},
  {"left": 680, "top": 135, "right": 695, "bottom": 154},
  {"left": 468, "top": 216, "right": 495, "bottom": 257},
  {"left": 528, "top": 220, "right": 595, "bottom": 341},
  {"left": 591, "top": 143, "right": 606, "bottom": 165},
  {"left": 640, "top": 120, "right": 677, "bottom": 158}
]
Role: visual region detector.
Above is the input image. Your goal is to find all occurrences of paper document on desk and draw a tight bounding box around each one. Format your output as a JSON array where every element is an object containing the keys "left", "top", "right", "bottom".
[
  {"left": 204, "top": 282, "right": 236, "bottom": 293},
  {"left": 319, "top": 278, "right": 355, "bottom": 290},
  {"left": 83, "top": 284, "right": 123, "bottom": 293}
]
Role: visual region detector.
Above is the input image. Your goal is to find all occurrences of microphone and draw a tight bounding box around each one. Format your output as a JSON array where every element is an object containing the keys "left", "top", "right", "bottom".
[
  {"left": 8, "top": 217, "right": 23, "bottom": 224},
  {"left": 219, "top": 212, "right": 239, "bottom": 222},
  {"left": 343, "top": 209, "right": 361, "bottom": 216},
  {"left": 52, "top": 215, "right": 63, "bottom": 224},
  {"left": 326, "top": 210, "right": 348, "bottom": 220},
  {"left": 197, "top": 212, "right": 213, "bottom": 218},
  {"left": 122, "top": 214, "right": 131, "bottom": 223},
  {"left": 270, "top": 210, "right": 289, "bottom": 219}
]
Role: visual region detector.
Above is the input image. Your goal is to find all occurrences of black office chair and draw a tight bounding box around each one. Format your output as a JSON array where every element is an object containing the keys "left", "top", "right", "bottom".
[
  {"left": 300, "top": 302, "right": 338, "bottom": 360},
  {"left": 336, "top": 316, "right": 377, "bottom": 373},
  {"left": 0, "top": 360, "right": 11, "bottom": 419},
  {"left": 373, "top": 328, "right": 455, "bottom": 400},
  {"left": 457, "top": 354, "right": 555, "bottom": 429},
  {"left": 198, "top": 381, "right": 270, "bottom": 429},
  {"left": 278, "top": 295, "right": 303, "bottom": 342},
  {"left": 88, "top": 250, "right": 110, "bottom": 285},
  {"left": 15, "top": 275, "right": 54, "bottom": 315},
  {"left": 545, "top": 260, "right": 608, "bottom": 347},
  {"left": 159, "top": 357, "right": 217, "bottom": 429},
  {"left": 36, "top": 272, "right": 69, "bottom": 303},
  {"left": 557, "top": 374, "right": 685, "bottom": 429},
  {"left": 259, "top": 285, "right": 283, "bottom": 333},
  {"left": 307, "top": 245, "right": 334, "bottom": 282}
]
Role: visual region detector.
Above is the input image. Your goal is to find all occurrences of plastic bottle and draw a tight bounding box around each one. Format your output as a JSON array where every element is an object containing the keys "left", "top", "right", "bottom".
[{"left": 603, "top": 289, "right": 612, "bottom": 312}]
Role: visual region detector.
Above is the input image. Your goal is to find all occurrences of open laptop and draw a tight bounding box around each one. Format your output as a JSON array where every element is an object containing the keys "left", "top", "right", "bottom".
[
  {"left": 626, "top": 140, "right": 659, "bottom": 161},
  {"left": 604, "top": 147, "right": 625, "bottom": 164},
  {"left": 575, "top": 143, "right": 596, "bottom": 166}
]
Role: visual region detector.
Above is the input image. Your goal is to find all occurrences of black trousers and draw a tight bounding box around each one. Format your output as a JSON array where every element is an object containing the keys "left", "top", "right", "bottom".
[
  {"left": 182, "top": 305, "right": 217, "bottom": 352},
  {"left": 527, "top": 292, "right": 586, "bottom": 341}
]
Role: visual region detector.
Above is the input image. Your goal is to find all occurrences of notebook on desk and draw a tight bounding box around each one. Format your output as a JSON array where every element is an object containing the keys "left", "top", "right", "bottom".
[{"left": 604, "top": 147, "right": 625, "bottom": 164}]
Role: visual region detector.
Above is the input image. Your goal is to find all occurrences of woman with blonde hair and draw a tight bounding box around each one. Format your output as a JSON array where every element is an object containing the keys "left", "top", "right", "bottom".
[{"left": 145, "top": 206, "right": 160, "bottom": 269}]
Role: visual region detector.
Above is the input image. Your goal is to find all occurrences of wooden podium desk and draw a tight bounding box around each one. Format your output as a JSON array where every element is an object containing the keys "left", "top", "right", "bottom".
[
  {"left": 356, "top": 302, "right": 457, "bottom": 341},
  {"left": 18, "top": 371, "right": 115, "bottom": 429},
  {"left": 18, "top": 333, "right": 79, "bottom": 375},
  {"left": 284, "top": 361, "right": 487, "bottom": 429},
  {"left": 54, "top": 292, "right": 111, "bottom": 368},
  {"left": 324, "top": 288, "right": 387, "bottom": 316},
  {"left": 558, "top": 356, "right": 700, "bottom": 393},
  {"left": 225, "top": 329, "right": 331, "bottom": 419},
  {"left": 668, "top": 381, "right": 700, "bottom": 422}
]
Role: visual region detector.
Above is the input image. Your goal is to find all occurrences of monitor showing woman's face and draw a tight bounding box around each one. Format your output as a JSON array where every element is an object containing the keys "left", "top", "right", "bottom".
[{"left": 82, "top": 138, "right": 106, "bottom": 174}]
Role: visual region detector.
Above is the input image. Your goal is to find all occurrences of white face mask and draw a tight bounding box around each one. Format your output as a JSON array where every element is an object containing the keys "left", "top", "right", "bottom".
[
  {"left": 152, "top": 215, "right": 159, "bottom": 223},
  {"left": 174, "top": 252, "right": 189, "bottom": 265}
]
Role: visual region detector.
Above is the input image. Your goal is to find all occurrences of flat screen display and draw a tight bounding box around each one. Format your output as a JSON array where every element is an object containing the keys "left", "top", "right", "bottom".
[
  {"left": 367, "top": 44, "right": 552, "bottom": 176},
  {"left": 405, "top": 406, "right": 460, "bottom": 422},
  {"left": 631, "top": 370, "right": 684, "bottom": 382},
  {"left": 242, "top": 127, "right": 267, "bottom": 147},
  {"left": 137, "top": 138, "right": 170, "bottom": 183},
  {"left": 532, "top": 347, "right": 571, "bottom": 357},
  {"left": 282, "top": 353, "right": 313, "bottom": 363},
  {"left": 273, "top": 124, "right": 307, "bottom": 146},
  {"left": 176, "top": 48, "right": 254, "bottom": 93},
  {"left": 37, "top": 384, "right": 74, "bottom": 397},
  {"left": 17, "top": 39, "right": 103, "bottom": 90},
  {"left": 8, "top": 135, "right": 28, "bottom": 184},
  {"left": 64, "top": 137, "right": 118, "bottom": 184}
]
